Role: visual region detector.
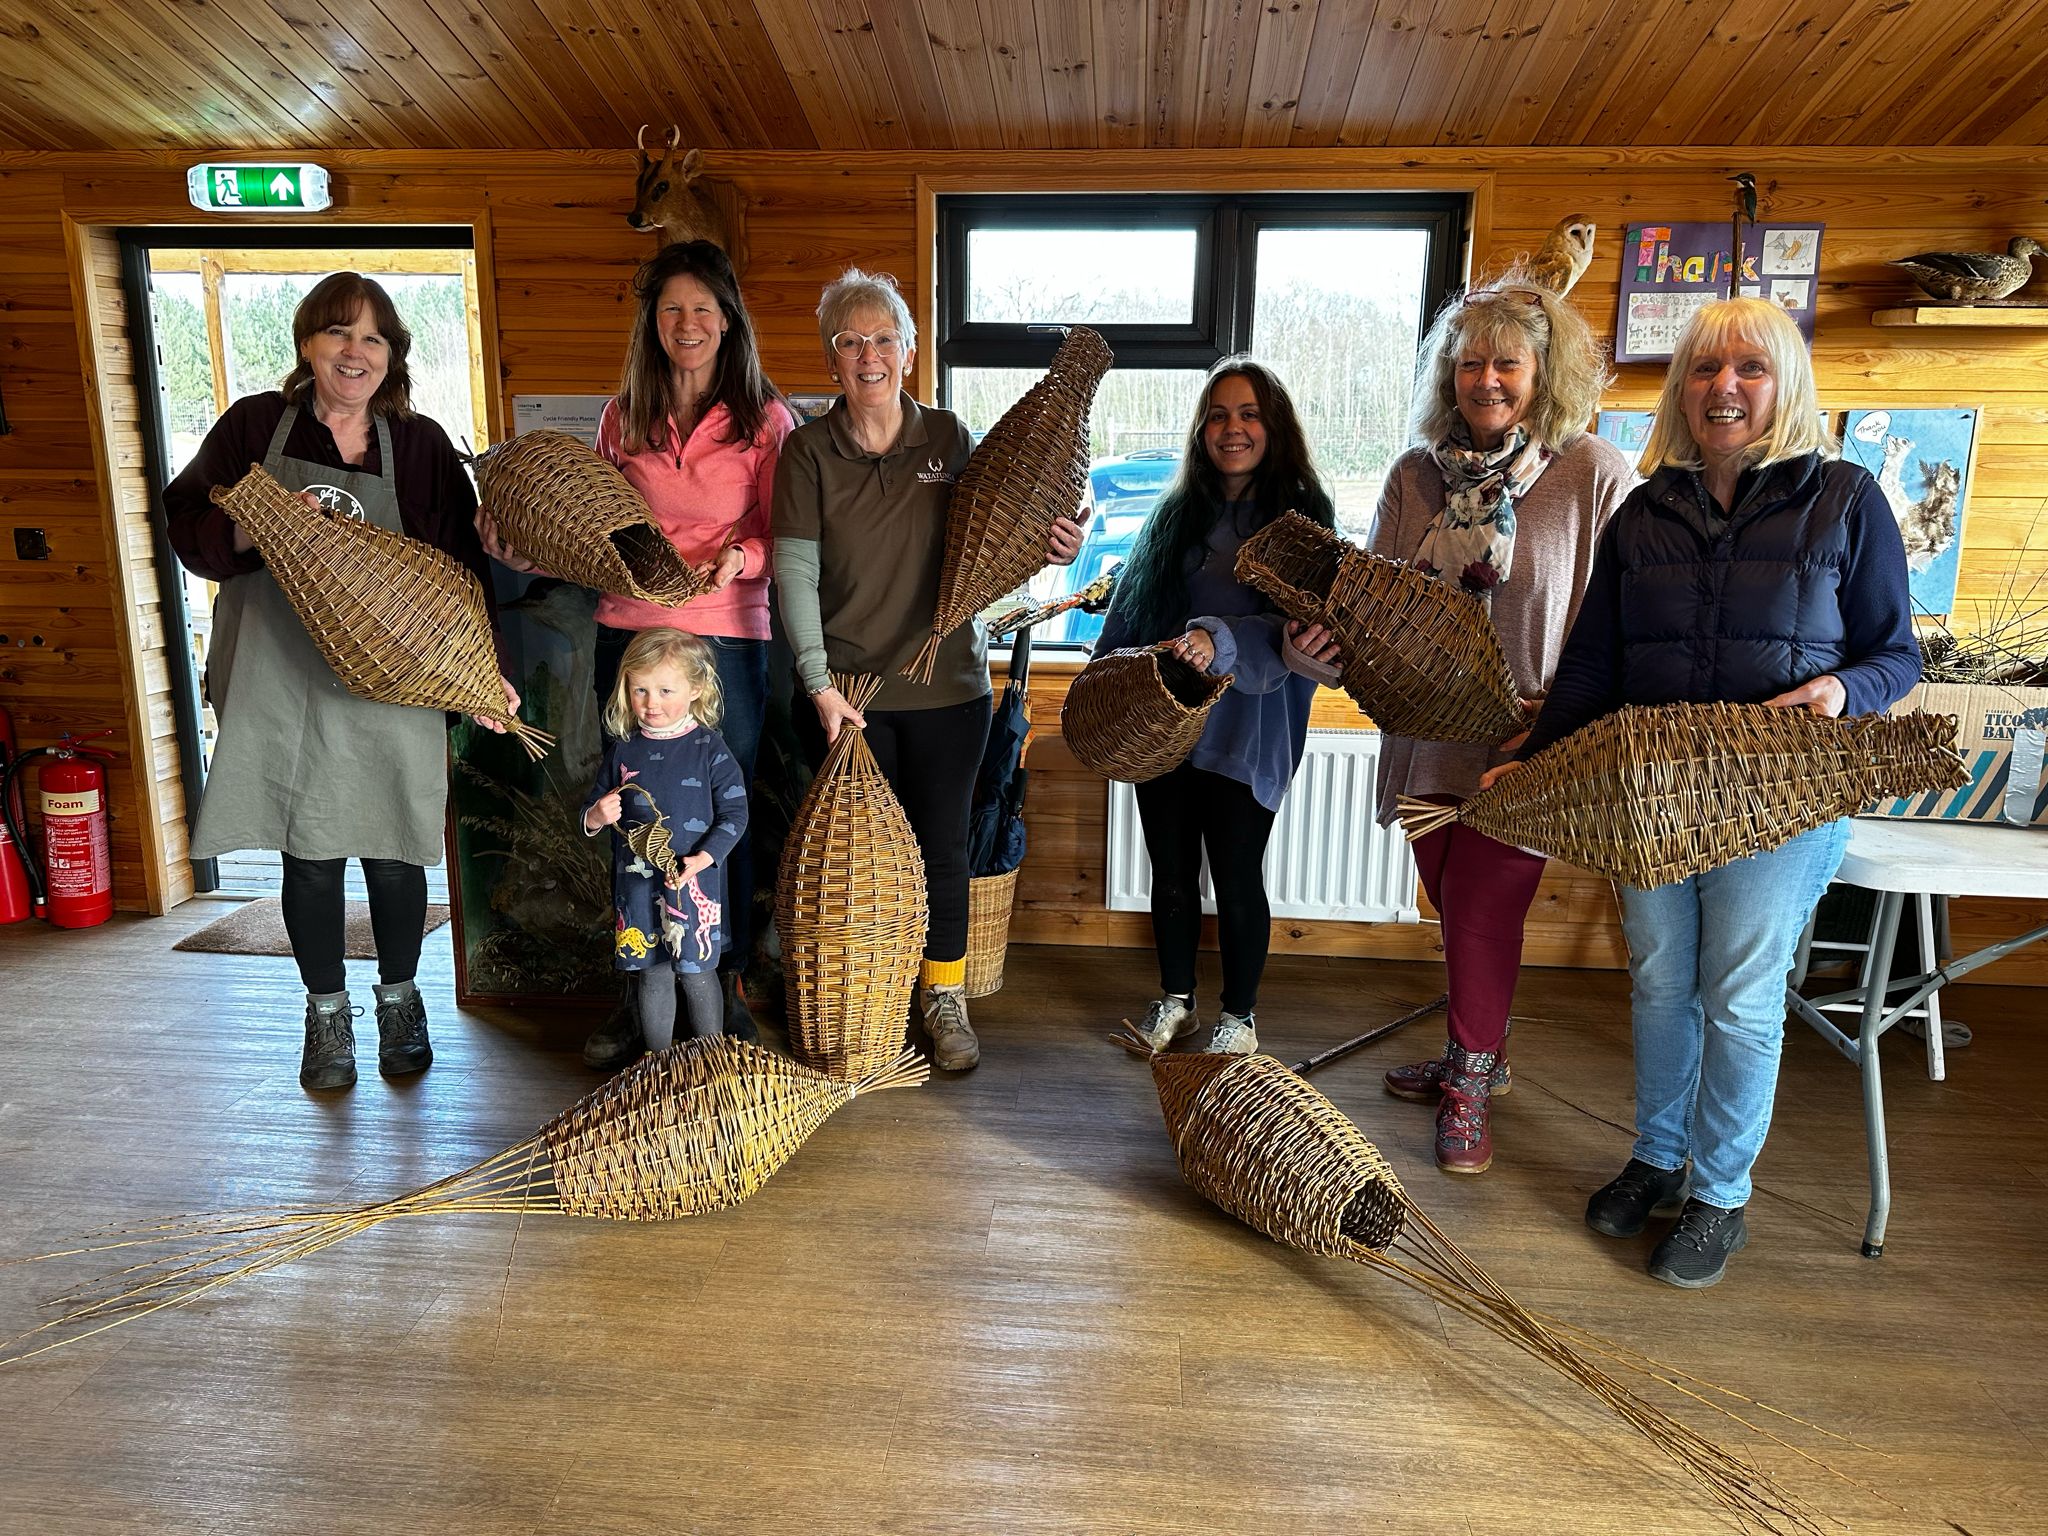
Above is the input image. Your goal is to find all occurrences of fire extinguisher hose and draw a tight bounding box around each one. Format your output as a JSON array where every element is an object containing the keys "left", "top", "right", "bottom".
[{"left": 0, "top": 747, "right": 51, "bottom": 914}]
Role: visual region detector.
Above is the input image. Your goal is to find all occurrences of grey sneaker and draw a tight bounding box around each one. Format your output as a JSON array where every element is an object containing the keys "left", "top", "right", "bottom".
[
  {"left": 300, "top": 999, "right": 359, "bottom": 1091},
  {"left": 583, "top": 997, "right": 644, "bottom": 1071},
  {"left": 1204, "top": 1011, "right": 1258, "bottom": 1055},
  {"left": 376, "top": 990, "right": 432, "bottom": 1077},
  {"left": 1647, "top": 1200, "right": 1749, "bottom": 1289},
  {"left": 1135, "top": 994, "right": 1198, "bottom": 1052},
  {"left": 922, "top": 983, "right": 980, "bottom": 1071}
]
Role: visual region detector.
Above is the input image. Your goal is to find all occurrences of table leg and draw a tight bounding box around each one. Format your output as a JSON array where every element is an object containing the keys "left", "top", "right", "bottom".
[
  {"left": 1918, "top": 893, "right": 1945, "bottom": 1082},
  {"left": 1860, "top": 889, "right": 1905, "bottom": 1258}
]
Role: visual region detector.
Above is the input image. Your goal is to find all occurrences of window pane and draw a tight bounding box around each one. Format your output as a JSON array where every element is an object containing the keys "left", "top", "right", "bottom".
[
  {"left": 220, "top": 272, "right": 319, "bottom": 405},
  {"left": 1251, "top": 228, "right": 1431, "bottom": 539},
  {"left": 953, "top": 366, "right": 1203, "bottom": 644},
  {"left": 967, "top": 229, "right": 1198, "bottom": 325}
]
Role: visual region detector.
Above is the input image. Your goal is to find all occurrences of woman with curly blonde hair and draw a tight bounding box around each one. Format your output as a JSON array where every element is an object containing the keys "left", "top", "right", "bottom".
[{"left": 1370, "top": 277, "right": 1635, "bottom": 1175}]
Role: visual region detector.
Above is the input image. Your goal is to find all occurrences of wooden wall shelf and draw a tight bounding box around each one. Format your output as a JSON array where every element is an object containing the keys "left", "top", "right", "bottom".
[{"left": 1872, "top": 306, "right": 2048, "bottom": 327}]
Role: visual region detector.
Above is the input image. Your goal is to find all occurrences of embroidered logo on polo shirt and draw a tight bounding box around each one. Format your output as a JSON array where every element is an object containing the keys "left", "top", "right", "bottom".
[
  {"left": 302, "top": 483, "right": 367, "bottom": 521},
  {"left": 915, "top": 456, "right": 955, "bottom": 486}
]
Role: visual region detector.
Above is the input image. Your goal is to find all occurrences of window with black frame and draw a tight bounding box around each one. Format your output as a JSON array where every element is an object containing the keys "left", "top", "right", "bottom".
[{"left": 937, "top": 192, "right": 1467, "bottom": 647}]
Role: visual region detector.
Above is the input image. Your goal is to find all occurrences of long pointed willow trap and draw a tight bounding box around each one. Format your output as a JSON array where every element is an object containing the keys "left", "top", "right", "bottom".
[
  {"left": 1, "top": 1039, "right": 927, "bottom": 1366},
  {"left": 210, "top": 463, "right": 551, "bottom": 758},
  {"left": 1235, "top": 511, "right": 1525, "bottom": 744},
  {"left": 1060, "top": 644, "right": 1232, "bottom": 783},
  {"left": 1112, "top": 1030, "right": 1852, "bottom": 1536},
  {"left": 1399, "top": 702, "right": 1969, "bottom": 888},
  {"left": 903, "top": 326, "right": 1113, "bottom": 683},
  {"left": 466, "top": 429, "right": 709, "bottom": 606},
  {"left": 776, "top": 674, "right": 929, "bottom": 1079}
]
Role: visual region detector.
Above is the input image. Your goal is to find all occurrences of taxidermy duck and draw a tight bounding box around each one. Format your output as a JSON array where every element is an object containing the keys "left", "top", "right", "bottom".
[
  {"left": 1527, "top": 214, "right": 1596, "bottom": 296},
  {"left": 1890, "top": 236, "right": 2045, "bottom": 303}
]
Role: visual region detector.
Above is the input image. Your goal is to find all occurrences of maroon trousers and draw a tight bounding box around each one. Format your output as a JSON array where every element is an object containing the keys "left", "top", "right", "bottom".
[{"left": 1409, "top": 805, "right": 1548, "bottom": 1055}]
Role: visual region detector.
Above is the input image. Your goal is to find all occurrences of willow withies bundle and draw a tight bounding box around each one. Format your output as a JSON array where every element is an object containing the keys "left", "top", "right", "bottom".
[
  {"left": 1400, "top": 702, "right": 1968, "bottom": 888},
  {"left": 1115, "top": 1032, "right": 1847, "bottom": 1536},
  {"left": 210, "top": 464, "right": 551, "bottom": 759},
  {"left": 1, "top": 1039, "right": 927, "bottom": 1365},
  {"left": 903, "top": 326, "right": 1113, "bottom": 683}
]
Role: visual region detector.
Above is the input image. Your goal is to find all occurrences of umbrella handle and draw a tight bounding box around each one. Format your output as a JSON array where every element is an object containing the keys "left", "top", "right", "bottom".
[{"left": 1008, "top": 626, "right": 1033, "bottom": 693}]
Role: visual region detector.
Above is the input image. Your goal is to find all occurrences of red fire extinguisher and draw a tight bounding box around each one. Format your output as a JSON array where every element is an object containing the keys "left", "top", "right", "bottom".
[{"left": 0, "top": 723, "right": 116, "bottom": 928}]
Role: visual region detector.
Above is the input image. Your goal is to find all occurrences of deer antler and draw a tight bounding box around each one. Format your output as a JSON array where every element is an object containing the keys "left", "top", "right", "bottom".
[
  {"left": 636, "top": 123, "right": 650, "bottom": 153},
  {"left": 665, "top": 124, "right": 682, "bottom": 150}
]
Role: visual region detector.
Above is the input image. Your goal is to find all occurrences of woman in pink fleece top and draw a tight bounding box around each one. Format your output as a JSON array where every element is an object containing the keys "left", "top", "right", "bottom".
[{"left": 483, "top": 240, "right": 792, "bottom": 1056}]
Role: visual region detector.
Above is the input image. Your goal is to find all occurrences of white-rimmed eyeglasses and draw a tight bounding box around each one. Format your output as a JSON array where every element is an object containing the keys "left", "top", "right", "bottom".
[{"left": 830, "top": 329, "right": 906, "bottom": 359}]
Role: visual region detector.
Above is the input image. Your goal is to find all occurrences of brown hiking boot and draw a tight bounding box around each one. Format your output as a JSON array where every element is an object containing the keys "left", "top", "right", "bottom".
[
  {"left": 1384, "top": 1037, "right": 1512, "bottom": 1101},
  {"left": 1434, "top": 1046, "right": 1496, "bottom": 1174},
  {"left": 922, "top": 983, "right": 980, "bottom": 1071}
]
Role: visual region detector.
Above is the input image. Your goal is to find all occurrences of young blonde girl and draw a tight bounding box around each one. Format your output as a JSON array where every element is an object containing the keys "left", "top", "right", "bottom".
[{"left": 581, "top": 629, "right": 750, "bottom": 1050}]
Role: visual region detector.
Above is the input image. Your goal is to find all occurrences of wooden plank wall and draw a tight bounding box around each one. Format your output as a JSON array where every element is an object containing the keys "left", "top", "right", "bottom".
[{"left": 0, "top": 147, "right": 2041, "bottom": 983}]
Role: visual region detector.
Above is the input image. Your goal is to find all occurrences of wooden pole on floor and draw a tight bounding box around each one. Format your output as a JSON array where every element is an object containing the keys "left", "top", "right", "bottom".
[{"left": 1289, "top": 993, "right": 1448, "bottom": 1078}]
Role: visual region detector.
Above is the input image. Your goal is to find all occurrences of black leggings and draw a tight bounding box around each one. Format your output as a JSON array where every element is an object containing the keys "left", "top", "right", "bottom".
[
  {"left": 797, "top": 695, "right": 990, "bottom": 963},
  {"left": 1132, "top": 763, "right": 1276, "bottom": 1017},
  {"left": 280, "top": 853, "right": 428, "bottom": 995}
]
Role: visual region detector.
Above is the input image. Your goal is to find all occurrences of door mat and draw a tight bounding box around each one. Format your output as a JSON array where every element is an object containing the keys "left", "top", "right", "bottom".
[{"left": 173, "top": 899, "right": 451, "bottom": 958}]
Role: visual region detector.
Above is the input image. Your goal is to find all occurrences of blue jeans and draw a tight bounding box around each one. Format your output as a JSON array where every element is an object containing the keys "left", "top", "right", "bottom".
[
  {"left": 596, "top": 627, "right": 767, "bottom": 967},
  {"left": 1617, "top": 819, "right": 1850, "bottom": 1210}
]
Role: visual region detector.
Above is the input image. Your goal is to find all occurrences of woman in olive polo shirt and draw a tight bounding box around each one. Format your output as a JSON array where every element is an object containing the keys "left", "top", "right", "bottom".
[{"left": 772, "top": 268, "right": 1082, "bottom": 1072}]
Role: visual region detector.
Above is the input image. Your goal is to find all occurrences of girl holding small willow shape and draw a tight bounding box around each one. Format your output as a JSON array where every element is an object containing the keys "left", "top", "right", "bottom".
[
  {"left": 1371, "top": 277, "right": 1632, "bottom": 1177},
  {"left": 582, "top": 629, "right": 750, "bottom": 1049},
  {"left": 1098, "top": 358, "right": 1342, "bottom": 1059}
]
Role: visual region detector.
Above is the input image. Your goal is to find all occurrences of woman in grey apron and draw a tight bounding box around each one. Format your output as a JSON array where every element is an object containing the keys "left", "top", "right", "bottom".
[{"left": 165, "top": 272, "right": 511, "bottom": 1093}]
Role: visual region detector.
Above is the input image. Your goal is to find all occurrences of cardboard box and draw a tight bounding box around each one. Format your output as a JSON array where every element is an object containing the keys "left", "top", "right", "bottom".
[{"left": 1869, "top": 682, "right": 2048, "bottom": 826}]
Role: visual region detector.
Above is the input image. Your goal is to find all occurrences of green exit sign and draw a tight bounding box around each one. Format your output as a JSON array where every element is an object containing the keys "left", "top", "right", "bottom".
[{"left": 185, "top": 163, "right": 332, "bottom": 213}]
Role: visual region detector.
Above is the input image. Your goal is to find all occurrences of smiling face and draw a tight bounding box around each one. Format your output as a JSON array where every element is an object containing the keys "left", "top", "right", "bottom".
[
  {"left": 826, "top": 302, "right": 913, "bottom": 412},
  {"left": 1202, "top": 373, "right": 1267, "bottom": 497},
  {"left": 626, "top": 660, "right": 701, "bottom": 733},
  {"left": 658, "top": 272, "right": 727, "bottom": 389},
  {"left": 1453, "top": 332, "right": 1538, "bottom": 449},
  {"left": 299, "top": 300, "right": 390, "bottom": 416},
  {"left": 1681, "top": 332, "right": 1778, "bottom": 471}
]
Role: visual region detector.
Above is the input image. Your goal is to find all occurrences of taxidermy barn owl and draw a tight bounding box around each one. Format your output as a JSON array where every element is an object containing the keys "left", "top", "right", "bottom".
[{"left": 1528, "top": 215, "right": 1596, "bottom": 296}]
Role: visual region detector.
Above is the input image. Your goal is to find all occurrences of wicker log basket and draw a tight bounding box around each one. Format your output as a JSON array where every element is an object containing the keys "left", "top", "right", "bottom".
[
  {"left": 210, "top": 464, "right": 551, "bottom": 758},
  {"left": 1400, "top": 702, "right": 1969, "bottom": 888},
  {"left": 963, "top": 868, "right": 1019, "bottom": 998},
  {"left": 776, "top": 674, "right": 930, "bottom": 1079},
  {"left": 1, "top": 1038, "right": 927, "bottom": 1364},
  {"left": 903, "top": 326, "right": 1115, "bottom": 683},
  {"left": 466, "top": 429, "right": 709, "bottom": 606},
  {"left": 1235, "top": 511, "right": 1525, "bottom": 745},
  {"left": 1061, "top": 645, "right": 1233, "bottom": 783},
  {"left": 1115, "top": 1033, "right": 1843, "bottom": 1536}
]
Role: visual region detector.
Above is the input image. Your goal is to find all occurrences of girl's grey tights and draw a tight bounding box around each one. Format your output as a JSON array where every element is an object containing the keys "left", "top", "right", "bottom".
[{"left": 635, "top": 968, "right": 723, "bottom": 1050}]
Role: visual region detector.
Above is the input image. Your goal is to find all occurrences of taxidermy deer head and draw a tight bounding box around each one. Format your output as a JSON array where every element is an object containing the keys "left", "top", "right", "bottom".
[{"left": 628, "top": 125, "right": 747, "bottom": 273}]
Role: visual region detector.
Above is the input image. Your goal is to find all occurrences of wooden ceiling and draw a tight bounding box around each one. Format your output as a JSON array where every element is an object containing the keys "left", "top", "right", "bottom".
[{"left": 1, "top": 0, "right": 2046, "bottom": 153}]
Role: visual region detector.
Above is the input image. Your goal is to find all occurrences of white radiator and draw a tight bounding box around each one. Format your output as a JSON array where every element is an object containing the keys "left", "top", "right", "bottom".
[{"left": 1106, "top": 729, "right": 1420, "bottom": 923}]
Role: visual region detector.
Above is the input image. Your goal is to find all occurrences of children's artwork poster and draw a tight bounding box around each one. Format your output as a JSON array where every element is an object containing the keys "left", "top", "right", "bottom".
[
  {"left": 1615, "top": 222, "right": 1824, "bottom": 362},
  {"left": 1840, "top": 407, "right": 1978, "bottom": 617},
  {"left": 1596, "top": 410, "right": 1655, "bottom": 472}
]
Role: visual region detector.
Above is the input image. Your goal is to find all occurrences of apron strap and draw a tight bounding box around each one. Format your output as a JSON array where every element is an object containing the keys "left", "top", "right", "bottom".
[{"left": 261, "top": 403, "right": 300, "bottom": 475}]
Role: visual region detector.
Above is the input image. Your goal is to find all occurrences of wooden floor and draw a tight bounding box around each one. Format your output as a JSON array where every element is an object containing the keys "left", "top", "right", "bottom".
[{"left": 1, "top": 909, "right": 2045, "bottom": 1536}]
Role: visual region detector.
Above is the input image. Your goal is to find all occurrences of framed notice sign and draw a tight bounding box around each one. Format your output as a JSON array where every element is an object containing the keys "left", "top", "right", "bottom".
[{"left": 1615, "top": 222, "right": 1823, "bottom": 362}]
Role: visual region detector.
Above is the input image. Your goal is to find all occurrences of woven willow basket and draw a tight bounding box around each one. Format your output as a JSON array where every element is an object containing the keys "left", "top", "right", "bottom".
[
  {"left": 1118, "top": 1035, "right": 1834, "bottom": 1536},
  {"left": 467, "top": 429, "right": 708, "bottom": 606},
  {"left": 776, "top": 674, "right": 930, "bottom": 1079},
  {"left": 1235, "top": 512, "right": 1525, "bottom": 745},
  {"left": 963, "top": 868, "right": 1019, "bottom": 998},
  {"left": 1061, "top": 645, "right": 1233, "bottom": 783},
  {"left": 1400, "top": 702, "right": 1969, "bottom": 888},
  {"left": 904, "top": 326, "right": 1115, "bottom": 682},
  {"left": 211, "top": 464, "right": 551, "bottom": 758},
  {"left": 3, "top": 1039, "right": 927, "bottom": 1364}
]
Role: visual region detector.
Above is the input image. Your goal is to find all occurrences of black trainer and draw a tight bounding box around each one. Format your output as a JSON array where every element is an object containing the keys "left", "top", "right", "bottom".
[
  {"left": 583, "top": 996, "right": 644, "bottom": 1071},
  {"left": 1648, "top": 1199, "right": 1749, "bottom": 1288},
  {"left": 299, "top": 1000, "right": 359, "bottom": 1092},
  {"left": 376, "top": 991, "right": 433, "bottom": 1077},
  {"left": 719, "top": 969, "right": 760, "bottom": 1043},
  {"left": 1585, "top": 1157, "right": 1691, "bottom": 1238}
]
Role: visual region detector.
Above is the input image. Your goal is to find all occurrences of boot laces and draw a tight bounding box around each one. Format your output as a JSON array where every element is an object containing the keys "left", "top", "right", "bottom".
[
  {"left": 1438, "top": 1087, "right": 1486, "bottom": 1145},
  {"left": 1667, "top": 1202, "right": 1730, "bottom": 1253},
  {"left": 925, "top": 986, "right": 971, "bottom": 1042},
  {"left": 308, "top": 1005, "right": 360, "bottom": 1055}
]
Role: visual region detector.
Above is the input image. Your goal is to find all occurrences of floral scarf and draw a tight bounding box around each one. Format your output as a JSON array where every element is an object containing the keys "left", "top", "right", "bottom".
[{"left": 1414, "top": 421, "right": 1552, "bottom": 604}]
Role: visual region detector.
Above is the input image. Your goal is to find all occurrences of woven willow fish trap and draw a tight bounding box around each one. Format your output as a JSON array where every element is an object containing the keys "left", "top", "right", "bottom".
[
  {"left": 1115, "top": 1032, "right": 1842, "bottom": 1536},
  {"left": 1235, "top": 512, "right": 1525, "bottom": 744},
  {"left": 210, "top": 464, "right": 551, "bottom": 758},
  {"left": 1400, "top": 702, "right": 1969, "bottom": 889},
  {"left": 776, "top": 674, "right": 929, "bottom": 1079},
  {"left": 1, "top": 1039, "right": 927, "bottom": 1365},
  {"left": 963, "top": 868, "right": 1019, "bottom": 998},
  {"left": 466, "top": 429, "right": 708, "bottom": 606},
  {"left": 903, "top": 326, "right": 1114, "bottom": 683},
  {"left": 1060, "top": 645, "right": 1232, "bottom": 783}
]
